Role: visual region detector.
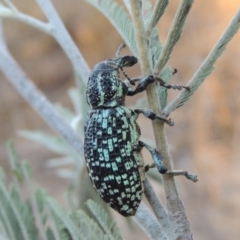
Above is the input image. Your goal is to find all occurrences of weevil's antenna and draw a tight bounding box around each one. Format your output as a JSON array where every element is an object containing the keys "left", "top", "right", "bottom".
[
  {"left": 116, "top": 43, "right": 126, "bottom": 57},
  {"left": 116, "top": 43, "right": 135, "bottom": 85},
  {"left": 120, "top": 67, "right": 135, "bottom": 85}
]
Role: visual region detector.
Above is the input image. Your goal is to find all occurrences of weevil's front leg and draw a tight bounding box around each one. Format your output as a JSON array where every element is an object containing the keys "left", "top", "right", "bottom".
[
  {"left": 134, "top": 108, "right": 174, "bottom": 126},
  {"left": 126, "top": 75, "right": 155, "bottom": 96},
  {"left": 138, "top": 141, "right": 167, "bottom": 174},
  {"left": 156, "top": 76, "right": 190, "bottom": 91}
]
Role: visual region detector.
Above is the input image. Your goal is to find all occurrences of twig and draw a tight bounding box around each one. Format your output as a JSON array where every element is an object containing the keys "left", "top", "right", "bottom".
[
  {"left": 134, "top": 203, "right": 167, "bottom": 240},
  {"left": 0, "top": 1, "right": 90, "bottom": 85},
  {"left": 3, "top": 0, "right": 18, "bottom": 12},
  {"left": 0, "top": 3, "right": 52, "bottom": 33},
  {"left": 128, "top": 1, "right": 193, "bottom": 239},
  {"left": 35, "top": 0, "right": 90, "bottom": 83},
  {"left": 144, "top": 178, "right": 172, "bottom": 236}
]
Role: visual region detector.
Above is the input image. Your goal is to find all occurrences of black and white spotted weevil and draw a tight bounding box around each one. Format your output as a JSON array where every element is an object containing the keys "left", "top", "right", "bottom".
[{"left": 84, "top": 45, "right": 188, "bottom": 217}]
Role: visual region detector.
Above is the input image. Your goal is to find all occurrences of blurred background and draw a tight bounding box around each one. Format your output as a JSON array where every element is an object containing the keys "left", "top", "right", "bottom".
[{"left": 0, "top": 0, "right": 240, "bottom": 239}]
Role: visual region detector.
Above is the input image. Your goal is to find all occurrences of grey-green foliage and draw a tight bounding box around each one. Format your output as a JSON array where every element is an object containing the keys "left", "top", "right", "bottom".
[
  {"left": 163, "top": 8, "right": 240, "bottom": 113},
  {"left": 147, "top": 0, "right": 169, "bottom": 30},
  {"left": 0, "top": 142, "right": 122, "bottom": 240},
  {"left": 154, "top": 0, "right": 194, "bottom": 74}
]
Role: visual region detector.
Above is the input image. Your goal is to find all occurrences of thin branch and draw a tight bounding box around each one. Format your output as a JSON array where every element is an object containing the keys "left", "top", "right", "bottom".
[
  {"left": 154, "top": 0, "right": 194, "bottom": 75},
  {"left": 0, "top": 1, "right": 90, "bottom": 85},
  {"left": 134, "top": 203, "right": 167, "bottom": 240},
  {"left": 144, "top": 178, "right": 172, "bottom": 236},
  {"left": 0, "top": 4, "right": 52, "bottom": 34},
  {"left": 3, "top": 0, "right": 18, "bottom": 12},
  {"left": 163, "top": 8, "right": 240, "bottom": 116},
  {"left": 35, "top": 0, "right": 90, "bottom": 84},
  {"left": 129, "top": 2, "right": 193, "bottom": 239},
  {"left": 0, "top": 24, "right": 84, "bottom": 155},
  {"left": 129, "top": 1, "right": 193, "bottom": 239}
]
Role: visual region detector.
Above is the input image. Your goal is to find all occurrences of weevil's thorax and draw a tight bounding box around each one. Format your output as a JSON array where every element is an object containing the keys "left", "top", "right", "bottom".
[{"left": 86, "top": 62, "right": 128, "bottom": 109}]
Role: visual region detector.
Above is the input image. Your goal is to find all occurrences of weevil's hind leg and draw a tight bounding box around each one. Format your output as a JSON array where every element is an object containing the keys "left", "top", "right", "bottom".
[
  {"left": 139, "top": 141, "right": 199, "bottom": 182},
  {"left": 139, "top": 141, "right": 167, "bottom": 174},
  {"left": 134, "top": 108, "right": 174, "bottom": 126}
]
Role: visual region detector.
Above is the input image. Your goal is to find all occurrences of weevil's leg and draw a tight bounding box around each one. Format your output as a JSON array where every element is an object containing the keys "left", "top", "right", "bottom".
[
  {"left": 163, "top": 84, "right": 190, "bottom": 91},
  {"left": 127, "top": 75, "right": 155, "bottom": 96},
  {"left": 155, "top": 77, "right": 190, "bottom": 91},
  {"left": 134, "top": 108, "right": 174, "bottom": 126},
  {"left": 139, "top": 141, "right": 167, "bottom": 174}
]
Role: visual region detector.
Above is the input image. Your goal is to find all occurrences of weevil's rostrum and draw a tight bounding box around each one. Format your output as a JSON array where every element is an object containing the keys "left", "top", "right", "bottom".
[{"left": 84, "top": 50, "right": 168, "bottom": 217}]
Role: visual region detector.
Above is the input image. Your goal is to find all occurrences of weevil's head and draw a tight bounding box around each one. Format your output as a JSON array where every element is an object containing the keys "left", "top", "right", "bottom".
[
  {"left": 105, "top": 55, "right": 138, "bottom": 69},
  {"left": 92, "top": 55, "right": 138, "bottom": 73},
  {"left": 86, "top": 56, "right": 138, "bottom": 109}
]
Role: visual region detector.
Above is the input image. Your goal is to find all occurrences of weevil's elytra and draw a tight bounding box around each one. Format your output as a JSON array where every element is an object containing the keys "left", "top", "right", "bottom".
[{"left": 84, "top": 47, "right": 171, "bottom": 217}]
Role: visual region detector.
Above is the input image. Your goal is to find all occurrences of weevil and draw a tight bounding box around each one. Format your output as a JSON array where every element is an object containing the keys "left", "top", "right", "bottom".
[{"left": 84, "top": 45, "right": 188, "bottom": 217}]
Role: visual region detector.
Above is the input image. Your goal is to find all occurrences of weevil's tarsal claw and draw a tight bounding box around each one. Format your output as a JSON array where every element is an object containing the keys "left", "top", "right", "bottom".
[
  {"left": 164, "top": 84, "right": 190, "bottom": 91},
  {"left": 155, "top": 77, "right": 165, "bottom": 85},
  {"left": 156, "top": 115, "right": 174, "bottom": 126},
  {"left": 155, "top": 77, "right": 189, "bottom": 91},
  {"left": 166, "top": 170, "right": 198, "bottom": 183}
]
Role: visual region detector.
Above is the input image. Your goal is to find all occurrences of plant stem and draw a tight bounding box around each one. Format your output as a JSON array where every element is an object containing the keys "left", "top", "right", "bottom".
[
  {"left": 134, "top": 203, "right": 167, "bottom": 240},
  {"left": 144, "top": 178, "right": 171, "bottom": 236},
  {"left": 129, "top": 1, "right": 193, "bottom": 239}
]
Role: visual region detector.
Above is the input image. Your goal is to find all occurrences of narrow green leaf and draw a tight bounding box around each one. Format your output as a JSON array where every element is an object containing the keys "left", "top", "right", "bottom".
[
  {"left": 154, "top": 0, "right": 194, "bottom": 74},
  {"left": 0, "top": 182, "right": 33, "bottom": 240},
  {"left": 70, "top": 210, "right": 106, "bottom": 240},
  {"left": 46, "top": 198, "right": 79, "bottom": 240},
  {"left": 163, "top": 9, "right": 240, "bottom": 114},
  {"left": 151, "top": 0, "right": 169, "bottom": 29},
  {"left": 86, "top": 200, "right": 122, "bottom": 240}
]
